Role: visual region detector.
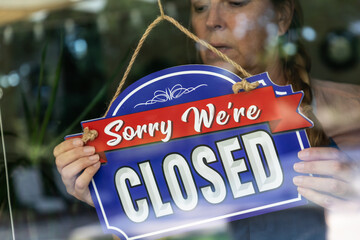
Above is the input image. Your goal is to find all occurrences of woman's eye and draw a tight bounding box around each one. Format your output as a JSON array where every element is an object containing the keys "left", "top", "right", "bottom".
[
  {"left": 193, "top": 4, "right": 208, "bottom": 13},
  {"left": 229, "top": 0, "right": 249, "bottom": 7}
]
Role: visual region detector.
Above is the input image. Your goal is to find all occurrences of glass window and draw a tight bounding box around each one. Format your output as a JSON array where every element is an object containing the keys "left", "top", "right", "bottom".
[{"left": 1, "top": 0, "right": 359, "bottom": 239}]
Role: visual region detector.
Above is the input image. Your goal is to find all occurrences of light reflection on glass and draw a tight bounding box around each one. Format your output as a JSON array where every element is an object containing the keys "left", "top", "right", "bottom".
[
  {"left": 0, "top": 75, "right": 9, "bottom": 88},
  {"left": 74, "top": 39, "right": 88, "bottom": 59},
  {"left": 8, "top": 72, "right": 20, "bottom": 87},
  {"left": 302, "top": 26, "right": 317, "bottom": 42},
  {"left": 349, "top": 20, "right": 360, "bottom": 35},
  {"left": 20, "top": 64, "right": 31, "bottom": 77},
  {"left": 282, "top": 42, "right": 297, "bottom": 56}
]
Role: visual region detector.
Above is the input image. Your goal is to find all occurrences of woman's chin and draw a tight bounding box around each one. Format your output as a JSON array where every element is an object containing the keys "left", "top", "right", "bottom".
[{"left": 205, "top": 61, "right": 239, "bottom": 73}]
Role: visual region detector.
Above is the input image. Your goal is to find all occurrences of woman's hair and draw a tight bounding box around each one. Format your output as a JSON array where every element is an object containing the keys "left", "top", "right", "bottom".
[{"left": 274, "top": 0, "right": 330, "bottom": 147}]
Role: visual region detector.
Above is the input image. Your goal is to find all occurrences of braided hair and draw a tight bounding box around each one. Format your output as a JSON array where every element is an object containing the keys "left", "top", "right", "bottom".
[{"left": 274, "top": 0, "right": 330, "bottom": 147}]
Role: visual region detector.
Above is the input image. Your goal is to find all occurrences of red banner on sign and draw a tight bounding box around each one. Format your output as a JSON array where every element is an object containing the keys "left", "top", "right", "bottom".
[{"left": 81, "top": 87, "right": 311, "bottom": 155}]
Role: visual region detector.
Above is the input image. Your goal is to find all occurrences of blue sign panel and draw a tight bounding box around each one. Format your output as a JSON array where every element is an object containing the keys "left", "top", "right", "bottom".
[{"left": 77, "top": 65, "right": 312, "bottom": 239}]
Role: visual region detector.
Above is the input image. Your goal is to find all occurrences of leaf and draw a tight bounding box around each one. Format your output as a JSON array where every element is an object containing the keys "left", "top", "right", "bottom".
[
  {"left": 37, "top": 38, "right": 63, "bottom": 146},
  {"left": 56, "top": 84, "right": 107, "bottom": 140},
  {"left": 32, "top": 42, "right": 48, "bottom": 144},
  {"left": 47, "top": 46, "right": 133, "bottom": 150},
  {"left": 20, "top": 87, "right": 34, "bottom": 139}
]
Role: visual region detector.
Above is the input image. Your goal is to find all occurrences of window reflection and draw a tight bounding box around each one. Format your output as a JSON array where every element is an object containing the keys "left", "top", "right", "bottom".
[{"left": 0, "top": 0, "right": 359, "bottom": 240}]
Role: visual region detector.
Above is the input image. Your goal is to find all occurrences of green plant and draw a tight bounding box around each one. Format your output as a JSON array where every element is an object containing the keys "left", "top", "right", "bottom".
[
  {"left": 17, "top": 38, "right": 132, "bottom": 165},
  {"left": 19, "top": 41, "right": 63, "bottom": 165}
]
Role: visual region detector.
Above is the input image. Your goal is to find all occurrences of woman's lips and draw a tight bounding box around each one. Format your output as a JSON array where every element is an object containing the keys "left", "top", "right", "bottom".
[
  {"left": 215, "top": 46, "right": 230, "bottom": 52},
  {"left": 206, "top": 44, "right": 232, "bottom": 58}
]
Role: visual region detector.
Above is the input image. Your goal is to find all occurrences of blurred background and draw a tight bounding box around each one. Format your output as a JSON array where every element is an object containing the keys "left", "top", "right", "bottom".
[{"left": 0, "top": 0, "right": 359, "bottom": 239}]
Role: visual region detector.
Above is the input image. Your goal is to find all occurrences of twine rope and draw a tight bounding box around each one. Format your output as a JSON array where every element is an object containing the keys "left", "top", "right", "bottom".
[
  {"left": 158, "top": 0, "right": 165, "bottom": 17},
  {"left": 83, "top": 0, "right": 259, "bottom": 143},
  {"left": 105, "top": 0, "right": 259, "bottom": 115},
  {"left": 232, "top": 80, "right": 259, "bottom": 93}
]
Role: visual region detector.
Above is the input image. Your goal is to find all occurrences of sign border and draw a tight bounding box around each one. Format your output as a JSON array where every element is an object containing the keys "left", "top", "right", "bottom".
[{"left": 89, "top": 67, "right": 308, "bottom": 240}]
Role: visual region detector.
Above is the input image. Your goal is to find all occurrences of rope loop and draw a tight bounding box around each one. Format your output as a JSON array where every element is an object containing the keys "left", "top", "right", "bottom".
[{"left": 93, "top": 0, "right": 259, "bottom": 141}]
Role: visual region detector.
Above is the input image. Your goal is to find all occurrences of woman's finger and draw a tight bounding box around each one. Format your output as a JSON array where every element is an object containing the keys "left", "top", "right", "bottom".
[
  {"left": 293, "top": 176, "right": 354, "bottom": 198},
  {"left": 298, "top": 147, "right": 347, "bottom": 161},
  {"left": 60, "top": 156, "right": 100, "bottom": 205},
  {"left": 297, "top": 187, "right": 345, "bottom": 210},
  {"left": 61, "top": 154, "right": 100, "bottom": 183},
  {"left": 73, "top": 162, "right": 101, "bottom": 206},
  {"left": 56, "top": 145, "right": 96, "bottom": 172},
  {"left": 293, "top": 160, "right": 353, "bottom": 182},
  {"left": 53, "top": 138, "right": 84, "bottom": 158}
]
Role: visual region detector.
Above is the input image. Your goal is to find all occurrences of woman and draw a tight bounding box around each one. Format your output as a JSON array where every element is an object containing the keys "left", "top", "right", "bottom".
[
  {"left": 54, "top": 0, "right": 359, "bottom": 238},
  {"left": 190, "top": 0, "right": 358, "bottom": 208}
]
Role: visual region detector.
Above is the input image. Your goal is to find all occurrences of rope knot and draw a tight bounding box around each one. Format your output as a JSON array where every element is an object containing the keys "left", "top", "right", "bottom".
[
  {"left": 232, "top": 80, "right": 260, "bottom": 94},
  {"left": 82, "top": 127, "right": 98, "bottom": 144}
]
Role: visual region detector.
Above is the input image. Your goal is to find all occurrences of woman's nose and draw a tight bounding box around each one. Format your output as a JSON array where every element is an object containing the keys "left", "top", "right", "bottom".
[{"left": 206, "top": 5, "right": 224, "bottom": 31}]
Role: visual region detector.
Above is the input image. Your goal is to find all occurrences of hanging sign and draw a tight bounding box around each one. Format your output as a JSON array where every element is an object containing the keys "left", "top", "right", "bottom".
[{"left": 69, "top": 65, "right": 312, "bottom": 240}]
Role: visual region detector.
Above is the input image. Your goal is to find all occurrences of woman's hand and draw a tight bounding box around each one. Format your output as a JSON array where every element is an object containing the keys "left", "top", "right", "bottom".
[
  {"left": 293, "top": 147, "right": 360, "bottom": 211},
  {"left": 53, "top": 138, "right": 100, "bottom": 206}
]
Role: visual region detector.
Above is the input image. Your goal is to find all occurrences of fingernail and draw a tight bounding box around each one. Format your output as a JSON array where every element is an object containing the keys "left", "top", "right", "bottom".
[
  {"left": 84, "top": 146, "right": 95, "bottom": 154},
  {"left": 93, "top": 162, "right": 100, "bottom": 168},
  {"left": 298, "top": 150, "right": 309, "bottom": 159},
  {"left": 293, "top": 176, "right": 303, "bottom": 186},
  {"left": 294, "top": 162, "right": 304, "bottom": 171},
  {"left": 297, "top": 187, "right": 306, "bottom": 195},
  {"left": 73, "top": 138, "right": 83, "bottom": 147},
  {"left": 89, "top": 155, "right": 99, "bottom": 161}
]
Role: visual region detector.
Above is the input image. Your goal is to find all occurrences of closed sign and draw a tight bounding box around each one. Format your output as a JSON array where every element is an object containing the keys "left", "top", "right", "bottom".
[{"left": 71, "top": 65, "right": 312, "bottom": 239}]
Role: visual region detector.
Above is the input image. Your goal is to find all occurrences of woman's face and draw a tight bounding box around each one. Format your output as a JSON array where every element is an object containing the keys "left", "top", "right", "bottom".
[{"left": 191, "top": 0, "right": 282, "bottom": 75}]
